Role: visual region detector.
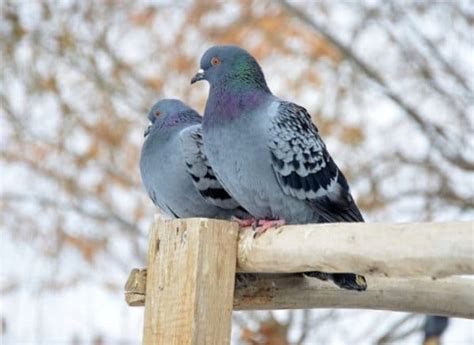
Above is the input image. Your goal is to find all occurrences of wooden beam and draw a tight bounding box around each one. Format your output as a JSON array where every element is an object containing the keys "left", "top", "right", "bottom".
[
  {"left": 126, "top": 271, "right": 474, "bottom": 319},
  {"left": 127, "top": 219, "right": 474, "bottom": 322},
  {"left": 234, "top": 274, "right": 474, "bottom": 319},
  {"left": 142, "top": 218, "right": 239, "bottom": 345},
  {"left": 237, "top": 221, "right": 474, "bottom": 277}
]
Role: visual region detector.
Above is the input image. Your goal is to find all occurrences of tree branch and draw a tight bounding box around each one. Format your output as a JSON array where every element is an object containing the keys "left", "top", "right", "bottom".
[{"left": 279, "top": 0, "right": 473, "bottom": 171}]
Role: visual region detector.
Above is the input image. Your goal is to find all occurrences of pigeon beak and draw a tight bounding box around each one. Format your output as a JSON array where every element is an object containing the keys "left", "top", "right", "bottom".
[
  {"left": 191, "top": 69, "right": 205, "bottom": 84},
  {"left": 144, "top": 125, "right": 152, "bottom": 137}
]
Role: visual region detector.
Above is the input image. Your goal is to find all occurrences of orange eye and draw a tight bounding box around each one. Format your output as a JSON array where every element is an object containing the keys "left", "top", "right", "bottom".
[
  {"left": 155, "top": 110, "right": 161, "bottom": 117},
  {"left": 211, "top": 57, "right": 221, "bottom": 66}
]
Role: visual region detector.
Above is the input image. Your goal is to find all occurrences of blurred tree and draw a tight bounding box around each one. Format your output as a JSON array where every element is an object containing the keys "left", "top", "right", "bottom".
[{"left": 1, "top": 0, "right": 472, "bottom": 343}]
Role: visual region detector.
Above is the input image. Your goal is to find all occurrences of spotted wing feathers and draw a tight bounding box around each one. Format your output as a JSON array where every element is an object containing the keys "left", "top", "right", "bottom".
[
  {"left": 180, "top": 125, "right": 243, "bottom": 210},
  {"left": 269, "top": 101, "right": 363, "bottom": 222}
]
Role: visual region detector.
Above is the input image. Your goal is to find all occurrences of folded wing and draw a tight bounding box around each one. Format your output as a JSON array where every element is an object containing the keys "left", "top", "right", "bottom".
[
  {"left": 180, "top": 125, "right": 246, "bottom": 211},
  {"left": 268, "top": 101, "right": 363, "bottom": 222}
]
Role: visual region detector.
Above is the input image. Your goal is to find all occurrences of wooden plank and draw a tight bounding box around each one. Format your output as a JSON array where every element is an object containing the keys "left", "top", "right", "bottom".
[
  {"left": 142, "top": 218, "right": 239, "bottom": 345},
  {"left": 234, "top": 274, "right": 474, "bottom": 319},
  {"left": 237, "top": 221, "right": 474, "bottom": 277}
]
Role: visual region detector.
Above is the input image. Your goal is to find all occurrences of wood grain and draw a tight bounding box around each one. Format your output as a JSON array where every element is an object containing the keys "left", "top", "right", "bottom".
[
  {"left": 233, "top": 274, "right": 474, "bottom": 319},
  {"left": 142, "top": 218, "right": 239, "bottom": 345},
  {"left": 127, "top": 271, "right": 474, "bottom": 319},
  {"left": 237, "top": 221, "right": 474, "bottom": 277}
]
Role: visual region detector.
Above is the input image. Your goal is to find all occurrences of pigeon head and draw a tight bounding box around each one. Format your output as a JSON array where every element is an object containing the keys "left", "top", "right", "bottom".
[
  {"left": 191, "top": 45, "right": 270, "bottom": 93},
  {"left": 144, "top": 99, "right": 200, "bottom": 137}
]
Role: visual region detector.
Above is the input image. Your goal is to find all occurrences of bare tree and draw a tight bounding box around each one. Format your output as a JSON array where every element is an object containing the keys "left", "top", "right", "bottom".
[{"left": 1, "top": 0, "right": 472, "bottom": 343}]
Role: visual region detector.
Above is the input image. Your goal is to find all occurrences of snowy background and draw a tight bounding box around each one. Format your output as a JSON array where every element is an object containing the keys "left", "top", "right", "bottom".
[{"left": 1, "top": 0, "right": 473, "bottom": 344}]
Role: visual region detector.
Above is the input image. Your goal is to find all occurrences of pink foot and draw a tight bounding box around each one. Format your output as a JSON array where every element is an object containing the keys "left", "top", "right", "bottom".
[
  {"left": 232, "top": 216, "right": 257, "bottom": 228},
  {"left": 254, "top": 219, "right": 286, "bottom": 238}
]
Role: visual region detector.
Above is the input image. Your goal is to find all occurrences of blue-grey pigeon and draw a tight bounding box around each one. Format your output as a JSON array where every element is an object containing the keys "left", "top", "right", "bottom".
[
  {"left": 191, "top": 45, "right": 366, "bottom": 290},
  {"left": 139, "top": 98, "right": 249, "bottom": 220}
]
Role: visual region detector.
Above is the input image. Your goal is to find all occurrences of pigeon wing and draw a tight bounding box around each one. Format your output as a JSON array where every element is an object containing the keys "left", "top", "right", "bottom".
[
  {"left": 180, "top": 125, "right": 244, "bottom": 210},
  {"left": 268, "top": 101, "right": 363, "bottom": 222}
]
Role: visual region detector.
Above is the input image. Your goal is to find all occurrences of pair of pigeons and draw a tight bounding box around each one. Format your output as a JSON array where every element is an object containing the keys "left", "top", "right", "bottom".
[{"left": 140, "top": 45, "right": 366, "bottom": 291}]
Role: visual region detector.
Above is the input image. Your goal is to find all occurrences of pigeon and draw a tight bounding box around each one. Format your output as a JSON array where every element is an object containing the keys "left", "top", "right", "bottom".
[
  {"left": 191, "top": 45, "right": 366, "bottom": 291},
  {"left": 139, "top": 98, "right": 249, "bottom": 220}
]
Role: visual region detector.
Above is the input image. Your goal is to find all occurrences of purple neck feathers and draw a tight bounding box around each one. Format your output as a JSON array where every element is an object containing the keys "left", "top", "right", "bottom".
[{"left": 203, "top": 85, "right": 269, "bottom": 126}]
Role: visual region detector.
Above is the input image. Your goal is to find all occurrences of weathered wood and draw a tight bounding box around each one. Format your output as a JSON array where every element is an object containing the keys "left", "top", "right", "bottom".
[
  {"left": 128, "top": 219, "right": 474, "bottom": 333},
  {"left": 234, "top": 274, "right": 474, "bottom": 319},
  {"left": 126, "top": 270, "right": 474, "bottom": 319},
  {"left": 238, "top": 221, "right": 474, "bottom": 277},
  {"left": 124, "top": 268, "right": 147, "bottom": 306},
  {"left": 142, "top": 218, "right": 239, "bottom": 345}
]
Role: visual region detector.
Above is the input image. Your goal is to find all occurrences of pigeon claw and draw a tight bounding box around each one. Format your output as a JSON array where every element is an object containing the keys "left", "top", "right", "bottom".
[
  {"left": 232, "top": 216, "right": 257, "bottom": 228},
  {"left": 253, "top": 219, "right": 286, "bottom": 238}
]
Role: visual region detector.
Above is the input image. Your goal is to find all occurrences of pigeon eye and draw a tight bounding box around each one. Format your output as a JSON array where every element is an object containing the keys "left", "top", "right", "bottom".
[
  {"left": 211, "top": 57, "right": 221, "bottom": 66},
  {"left": 155, "top": 110, "right": 161, "bottom": 117}
]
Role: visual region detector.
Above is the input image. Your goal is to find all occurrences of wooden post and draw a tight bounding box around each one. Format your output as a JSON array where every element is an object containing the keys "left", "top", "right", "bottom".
[{"left": 142, "top": 218, "right": 239, "bottom": 345}]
